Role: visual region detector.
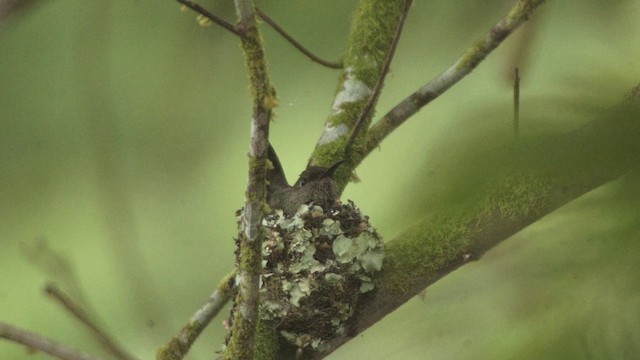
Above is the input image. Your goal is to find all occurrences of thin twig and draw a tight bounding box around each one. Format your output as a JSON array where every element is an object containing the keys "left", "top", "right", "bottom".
[
  {"left": 364, "top": 0, "right": 545, "bottom": 157},
  {"left": 514, "top": 67, "right": 520, "bottom": 136},
  {"left": 343, "top": 0, "right": 413, "bottom": 157},
  {"left": 255, "top": 7, "right": 342, "bottom": 69},
  {"left": 156, "top": 271, "right": 236, "bottom": 360},
  {"left": 176, "top": 0, "right": 241, "bottom": 36},
  {"left": 45, "top": 283, "right": 137, "bottom": 360},
  {"left": 0, "top": 321, "right": 98, "bottom": 360}
]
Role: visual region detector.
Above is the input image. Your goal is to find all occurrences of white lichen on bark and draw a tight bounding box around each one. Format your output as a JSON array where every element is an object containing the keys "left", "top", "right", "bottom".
[{"left": 331, "top": 67, "right": 372, "bottom": 115}]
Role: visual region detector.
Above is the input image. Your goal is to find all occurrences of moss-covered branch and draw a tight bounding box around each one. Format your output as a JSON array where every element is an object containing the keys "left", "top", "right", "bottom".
[
  {"left": 308, "top": 0, "right": 407, "bottom": 191},
  {"left": 364, "top": 0, "right": 545, "bottom": 159},
  {"left": 312, "top": 92, "right": 640, "bottom": 359},
  {"left": 224, "top": 1, "right": 277, "bottom": 359},
  {"left": 157, "top": 272, "right": 236, "bottom": 360}
]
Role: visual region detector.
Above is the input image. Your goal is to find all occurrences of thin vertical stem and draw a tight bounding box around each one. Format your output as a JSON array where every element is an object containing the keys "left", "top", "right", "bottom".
[{"left": 514, "top": 67, "right": 520, "bottom": 137}]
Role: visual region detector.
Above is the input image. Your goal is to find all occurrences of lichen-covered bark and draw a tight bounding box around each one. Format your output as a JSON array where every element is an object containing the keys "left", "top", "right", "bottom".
[
  {"left": 309, "top": 0, "right": 407, "bottom": 192},
  {"left": 224, "top": 2, "right": 277, "bottom": 358}
]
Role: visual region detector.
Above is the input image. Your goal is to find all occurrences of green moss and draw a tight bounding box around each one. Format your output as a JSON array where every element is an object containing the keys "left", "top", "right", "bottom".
[
  {"left": 309, "top": 0, "right": 406, "bottom": 184},
  {"left": 457, "top": 37, "right": 487, "bottom": 70},
  {"left": 253, "top": 318, "right": 280, "bottom": 360},
  {"left": 223, "top": 306, "right": 258, "bottom": 359},
  {"left": 217, "top": 271, "right": 237, "bottom": 298},
  {"left": 240, "top": 26, "right": 276, "bottom": 104},
  {"left": 380, "top": 213, "right": 472, "bottom": 292},
  {"left": 479, "top": 173, "right": 553, "bottom": 219},
  {"left": 239, "top": 231, "right": 263, "bottom": 274},
  {"left": 378, "top": 168, "right": 556, "bottom": 293},
  {"left": 157, "top": 332, "right": 192, "bottom": 360},
  {"left": 345, "top": 0, "right": 404, "bottom": 87}
]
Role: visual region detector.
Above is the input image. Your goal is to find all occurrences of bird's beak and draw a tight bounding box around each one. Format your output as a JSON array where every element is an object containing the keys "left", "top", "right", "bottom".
[{"left": 321, "top": 159, "right": 346, "bottom": 179}]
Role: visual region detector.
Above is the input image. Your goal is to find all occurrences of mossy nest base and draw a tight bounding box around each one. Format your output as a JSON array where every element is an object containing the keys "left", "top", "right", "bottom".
[{"left": 254, "top": 200, "right": 384, "bottom": 353}]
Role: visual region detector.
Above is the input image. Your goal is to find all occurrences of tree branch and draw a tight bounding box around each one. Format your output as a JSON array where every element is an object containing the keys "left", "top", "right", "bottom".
[
  {"left": 176, "top": 1, "right": 342, "bottom": 68},
  {"left": 45, "top": 283, "right": 137, "bottom": 360},
  {"left": 176, "top": 0, "right": 240, "bottom": 36},
  {"left": 514, "top": 67, "right": 521, "bottom": 136},
  {"left": 0, "top": 322, "right": 98, "bottom": 360},
  {"left": 313, "top": 88, "right": 640, "bottom": 359},
  {"left": 223, "top": 0, "right": 276, "bottom": 359},
  {"left": 157, "top": 272, "right": 236, "bottom": 360},
  {"left": 308, "top": 0, "right": 409, "bottom": 192},
  {"left": 344, "top": 0, "right": 412, "bottom": 158},
  {"left": 363, "top": 0, "right": 545, "bottom": 158},
  {"left": 255, "top": 7, "right": 343, "bottom": 69}
]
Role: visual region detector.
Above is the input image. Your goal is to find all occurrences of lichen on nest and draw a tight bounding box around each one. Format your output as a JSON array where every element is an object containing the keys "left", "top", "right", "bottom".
[{"left": 233, "top": 200, "right": 384, "bottom": 355}]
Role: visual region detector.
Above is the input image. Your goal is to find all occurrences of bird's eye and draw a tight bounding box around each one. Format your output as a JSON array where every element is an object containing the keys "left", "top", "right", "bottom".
[{"left": 298, "top": 179, "right": 306, "bottom": 186}]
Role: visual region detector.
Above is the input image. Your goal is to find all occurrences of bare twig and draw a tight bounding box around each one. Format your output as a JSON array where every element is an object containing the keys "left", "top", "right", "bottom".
[
  {"left": 176, "top": 1, "right": 341, "bottom": 68},
  {"left": 20, "top": 237, "right": 89, "bottom": 310},
  {"left": 176, "top": 0, "right": 241, "bottom": 36},
  {"left": 45, "top": 283, "right": 137, "bottom": 360},
  {"left": 255, "top": 7, "right": 342, "bottom": 69},
  {"left": 364, "top": 0, "right": 545, "bottom": 157},
  {"left": 514, "top": 67, "right": 520, "bottom": 136},
  {"left": 157, "top": 272, "right": 236, "bottom": 360},
  {"left": 344, "top": 0, "right": 413, "bottom": 157},
  {"left": 0, "top": 322, "right": 98, "bottom": 360}
]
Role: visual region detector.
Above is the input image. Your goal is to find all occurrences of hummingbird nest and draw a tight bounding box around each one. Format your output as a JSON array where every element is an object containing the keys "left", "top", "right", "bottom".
[{"left": 241, "top": 200, "right": 384, "bottom": 354}]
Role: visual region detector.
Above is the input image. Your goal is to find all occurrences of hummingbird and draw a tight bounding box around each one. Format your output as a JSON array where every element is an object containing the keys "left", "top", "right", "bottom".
[{"left": 266, "top": 144, "right": 345, "bottom": 216}]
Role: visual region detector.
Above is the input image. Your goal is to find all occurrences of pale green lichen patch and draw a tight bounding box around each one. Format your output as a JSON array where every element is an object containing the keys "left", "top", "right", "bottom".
[{"left": 254, "top": 200, "right": 383, "bottom": 356}]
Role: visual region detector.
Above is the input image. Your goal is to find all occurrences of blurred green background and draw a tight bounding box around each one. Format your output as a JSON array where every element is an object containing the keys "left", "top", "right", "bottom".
[{"left": 1, "top": 0, "right": 639, "bottom": 359}]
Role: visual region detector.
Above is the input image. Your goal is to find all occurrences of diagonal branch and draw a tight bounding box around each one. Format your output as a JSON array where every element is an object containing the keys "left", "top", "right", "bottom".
[
  {"left": 176, "top": 0, "right": 240, "bottom": 36},
  {"left": 0, "top": 322, "right": 98, "bottom": 360},
  {"left": 343, "top": 0, "right": 412, "bottom": 158},
  {"left": 308, "top": 0, "right": 410, "bottom": 192},
  {"left": 363, "top": 0, "right": 545, "bottom": 159},
  {"left": 46, "top": 283, "right": 137, "bottom": 360},
  {"left": 157, "top": 272, "right": 236, "bottom": 360},
  {"left": 255, "top": 7, "right": 343, "bottom": 69},
  {"left": 177, "top": 1, "right": 341, "bottom": 69},
  {"left": 314, "top": 84, "right": 640, "bottom": 359}
]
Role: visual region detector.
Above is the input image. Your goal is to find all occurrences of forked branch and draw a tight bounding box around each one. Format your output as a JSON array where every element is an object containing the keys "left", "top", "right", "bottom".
[
  {"left": 363, "top": 0, "right": 545, "bottom": 158},
  {"left": 177, "top": 0, "right": 339, "bottom": 69},
  {"left": 45, "top": 283, "right": 137, "bottom": 360}
]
